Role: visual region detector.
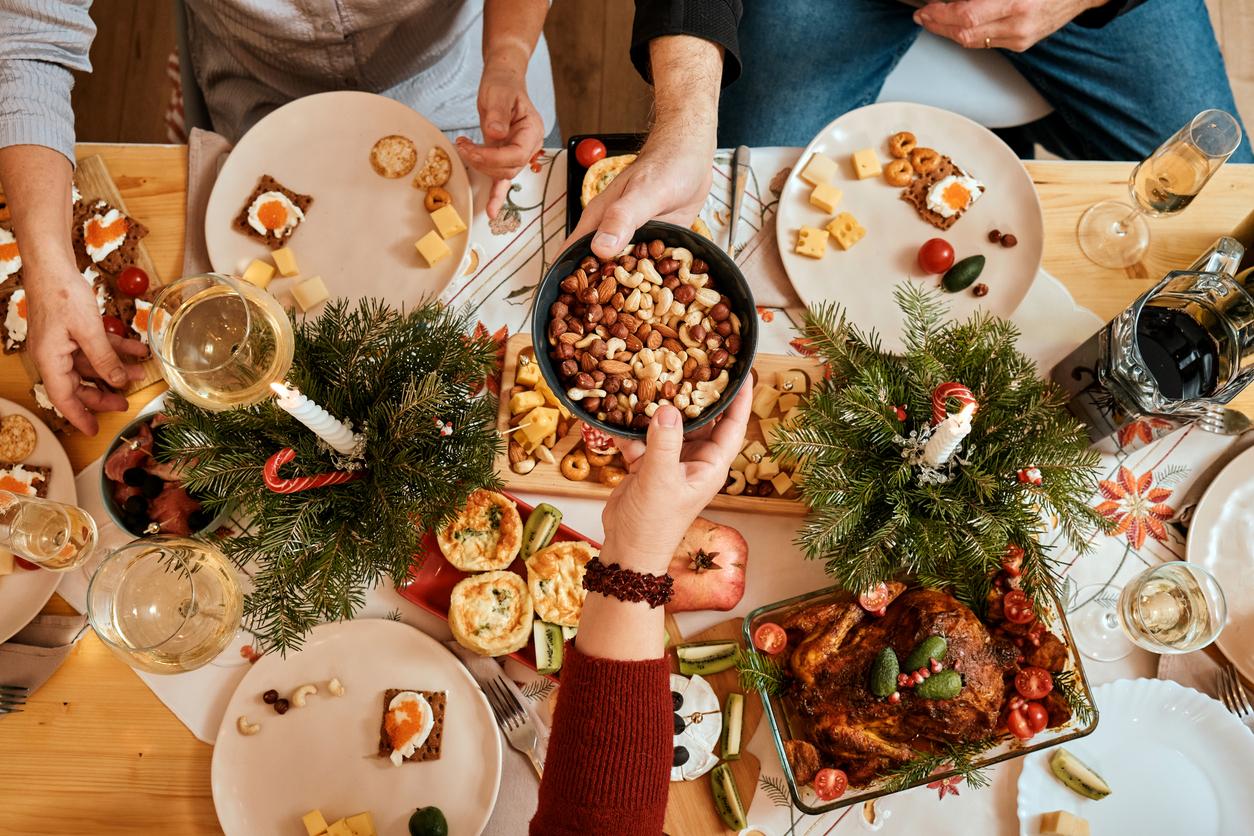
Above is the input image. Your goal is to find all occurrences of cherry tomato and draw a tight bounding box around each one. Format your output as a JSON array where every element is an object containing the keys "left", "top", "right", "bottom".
[
  {"left": 1024, "top": 701, "right": 1049, "bottom": 733},
  {"left": 813, "top": 768, "right": 848, "bottom": 801},
  {"left": 753, "top": 622, "right": 787, "bottom": 654},
  {"left": 917, "top": 238, "right": 955, "bottom": 274},
  {"left": 1007, "top": 707, "right": 1035, "bottom": 740},
  {"left": 101, "top": 314, "right": 128, "bottom": 338},
  {"left": 117, "top": 266, "right": 150, "bottom": 297},
  {"left": 1002, "top": 589, "right": 1035, "bottom": 624},
  {"left": 574, "top": 138, "right": 607, "bottom": 169},
  {"left": 14, "top": 556, "right": 39, "bottom": 571},
  {"left": 858, "top": 582, "right": 892, "bottom": 612},
  {"left": 1014, "top": 666, "right": 1054, "bottom": 700}
]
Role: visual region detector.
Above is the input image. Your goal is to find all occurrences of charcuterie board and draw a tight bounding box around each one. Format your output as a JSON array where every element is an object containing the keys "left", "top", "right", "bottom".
[{"left": 494, "top": 334, "right": 823, "bottom": 515}]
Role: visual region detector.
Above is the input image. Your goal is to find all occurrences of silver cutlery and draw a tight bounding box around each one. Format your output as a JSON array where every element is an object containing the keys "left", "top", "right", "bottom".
[
  {"left": 727, "top": 145, "right": 750, "bottom": 256},
  {"left": 1199, "top": 404, "right": 1254, "bottom": 437},
  {"left": 0, "top": 684, "right": 28, "bottom": 715},
  {"left": 1168, "top": 406, "right": 1254, "bottom": 522},
  {"left": 483, "top": 675, "right": 543, "bottom": 777},
  {"left": 1218, "top": 663, "right": 1253, "bottom": 730}
]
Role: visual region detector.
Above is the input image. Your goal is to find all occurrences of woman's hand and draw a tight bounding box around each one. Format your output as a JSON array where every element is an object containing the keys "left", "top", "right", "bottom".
[
  {"left": 915, "top": 0, "right": 1106, "bottom": 52},
  {"left": 455, "top": 63, "right": 546, "bottom": 220},
  {"left": 600, "top": 385, "right": 751, "bottom": 575}
]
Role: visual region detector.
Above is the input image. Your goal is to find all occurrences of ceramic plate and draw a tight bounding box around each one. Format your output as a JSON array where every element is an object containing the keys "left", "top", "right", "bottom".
[
  {"left": 777, "top": 102, "right": 1043, "bottom": 353},
  {"left": 1187, "top": 442, "right": 1254, "bottom": 682},
  {"left": 0, "top": 398, "right": 77, "bottom": 644},
  {"left": 211, "top": 619, "right": 501, "bottom": 835},
  {"left": 1017, "top": 678, "right": 1254, "bottom": 836},
  {"left": 205, "top": 91, "right": 473, "bottom": 311}
]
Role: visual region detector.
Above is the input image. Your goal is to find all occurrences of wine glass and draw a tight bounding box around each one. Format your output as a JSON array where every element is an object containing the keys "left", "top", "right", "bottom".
[
  {"left": 0, "top": 491, "right": 98, "bottom": 571},
  {"left": 1069, "top": 562, "right": 1227, "bottom": 662},
  {"left": 1077, "top": 109, "right": 1242, "bottom": 269},
  {"left": 149, "top": 273, "right": 294, "bottom": 411},
  {"left": 86, "top": 536, "right": 244, "bottom": 674}
]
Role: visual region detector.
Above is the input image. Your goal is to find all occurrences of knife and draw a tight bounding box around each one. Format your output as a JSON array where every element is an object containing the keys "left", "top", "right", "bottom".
[{"left": 727, "top": 145, "right": 750, "bottom": 257}]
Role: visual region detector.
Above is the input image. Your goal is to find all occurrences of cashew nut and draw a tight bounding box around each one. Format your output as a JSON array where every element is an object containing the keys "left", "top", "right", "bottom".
[
  {"left": 695, "top": 287, "right": 721, "bottom": 308},
  {"left": 679, "top": 324, "right": 701, "bottom": 348},
  {"left": 625, "top": 287, "right": 643, "bottom": 312},
  {"left": 605, "top": 337, "right": 626, "bottom": 358},
  {"left": 327, "top": 677, "right": 345, "bottom": 697},
  {"left": 725, "top": 470, "right": 747, "bottom": 496},
  {"left": 674, "top": 392, "right": 691, "bottom": 409},
  {"left": 290, "top": 683, "right": 318, "bottom": 708},
  {"left": 643, "top": 402, "right": 659, "bottom": 417},
  {"left": 237, "top": 715, "right": 261, "bottom": 736},
  {"left": 670, "top": 247, "right": 694, "bottom": 265},
  {"left": 709, "top": 370, "right": 730, "bottom": 393},
  {"left": 511, "top": 458, "right": 536, "bottom": 475},
  {"left": 683, "top": 404, "right": 702, "bottom": 418},
  {"left": 729, "top": 313, "right": 742, "bottom": 334},
  {"left": 684, "top": 307, "right": 704, "bottom": 328},
  {"left": 639, "top": 259, "right": 662, "bottom": 285},
  {"left": 566, "top": 387, "right": 607, "bottom": 400},
  {"left": 574, "top": 332, "right": 598, "bottom": 349},
  {"left": 535, "top": 445, "right": 556, "bottom": 465}
]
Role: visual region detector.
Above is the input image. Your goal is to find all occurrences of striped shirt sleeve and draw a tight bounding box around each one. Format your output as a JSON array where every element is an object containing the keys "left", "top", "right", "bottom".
[{"left": 0, "top": 0, "right": 96, "bottom": 164}]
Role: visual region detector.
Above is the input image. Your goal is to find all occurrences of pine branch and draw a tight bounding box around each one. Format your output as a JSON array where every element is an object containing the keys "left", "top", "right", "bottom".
[
  {"left": 736, "top": 648, "right": 786, "bottom": 697},
  {"left": 878, "top": 736, "right": 999, "bottom": 793},
  {"left": 1053, "top": 670, "right": 1095, "bottom": 727}
]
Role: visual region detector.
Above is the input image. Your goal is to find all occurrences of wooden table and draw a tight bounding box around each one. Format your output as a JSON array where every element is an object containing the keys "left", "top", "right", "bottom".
[{"left": 1, "top": 145, "right": 1251, "bottom": 835}]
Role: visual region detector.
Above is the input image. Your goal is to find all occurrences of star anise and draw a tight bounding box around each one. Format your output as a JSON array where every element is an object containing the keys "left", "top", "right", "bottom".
[{"left": 688, "top": 549, "right": 720, "bottom": 574}]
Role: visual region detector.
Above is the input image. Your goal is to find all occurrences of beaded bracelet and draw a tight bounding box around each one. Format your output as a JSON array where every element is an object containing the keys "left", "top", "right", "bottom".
[{"left": 583, "top": 556, "right": 674, "bottom": 608}]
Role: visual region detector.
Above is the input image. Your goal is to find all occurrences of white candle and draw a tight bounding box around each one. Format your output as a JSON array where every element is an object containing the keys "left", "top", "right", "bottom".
[
  {"left": 922, "top": 402, "right": 974, "bottom": 467},
  {"left": 270, "top": 382, "right": 361, "bottom": 455}
]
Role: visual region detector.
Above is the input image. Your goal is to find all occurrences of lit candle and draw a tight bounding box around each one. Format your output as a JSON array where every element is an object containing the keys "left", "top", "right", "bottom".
[
  {"left": 270, "top": 382, "right": 361, "bottom": 455},
  {"left": 922, "top": 402, "right": 975, "bottom": 467}
]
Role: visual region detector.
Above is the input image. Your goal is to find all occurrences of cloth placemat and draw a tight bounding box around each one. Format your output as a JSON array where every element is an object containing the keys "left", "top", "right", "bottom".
[
  {"left": 1157, "top": 651, "right": 1225, "bottom": 700},
  {"left": 0, "top": 613, "right": 88, "bottom": 705},
  {"left": 182, "top": 127, "right": 233, "bottom": 276}
]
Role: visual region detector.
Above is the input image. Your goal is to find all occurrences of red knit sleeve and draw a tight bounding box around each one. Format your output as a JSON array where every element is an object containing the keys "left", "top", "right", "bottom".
[{"left": 529, "top": 645, "right": 672, "bottom": 835}]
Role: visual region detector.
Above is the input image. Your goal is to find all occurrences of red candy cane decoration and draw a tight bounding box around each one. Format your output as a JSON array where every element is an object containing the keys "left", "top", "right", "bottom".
[
  {"left": 263, "top": 448, "right": 364, "bottom": 494},
  {"left": 931, "top": 382, "right": 978, "bottom": 426}
]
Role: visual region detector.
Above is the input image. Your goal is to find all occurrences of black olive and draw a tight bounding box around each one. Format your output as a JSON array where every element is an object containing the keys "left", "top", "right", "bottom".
[
  {"left": 188, "top": 510, "right": 211, "bottom": 532},
  {"left": 671, "top": 690, "right": 683, "bottom": 711},
  {"left": 123, "top": 495, "right": 148, "bottom": 516},
  {"left": 123, "top": 514, "right": 149, "bottom": 535},
  {"left": 673, "top": 712, "right": 685, "bottom": 735},
  {"left": 142, "top": 474, "right": 165, "bottom": 499},
  {"left": 672, "top": 746, "right": 690, "bottom": 767},
  {"left": 122, "top": 467, "right": 147, "bottom": 487}
]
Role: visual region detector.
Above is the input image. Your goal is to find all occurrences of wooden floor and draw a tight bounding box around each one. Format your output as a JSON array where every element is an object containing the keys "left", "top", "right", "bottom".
[{"left": 71, "top": 0, "right": 1254, "bottom": 147}]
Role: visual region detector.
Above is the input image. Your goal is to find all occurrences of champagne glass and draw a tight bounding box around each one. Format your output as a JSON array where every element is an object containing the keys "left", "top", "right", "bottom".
[
  {"left": 149, "top": 273, "right": 294, "bottom": 411},
  {"left": 1069, "top": 562, "right": 1227, "bottom": 662},
  {"left": 86, "top": 536, "right": 244, "bottom": 674},
  {"left": 1078, "top": 109, "right": 1242, "bottom": 269},
  {"left": 0, "top": 490, "right": 97, "bottom": 571}
]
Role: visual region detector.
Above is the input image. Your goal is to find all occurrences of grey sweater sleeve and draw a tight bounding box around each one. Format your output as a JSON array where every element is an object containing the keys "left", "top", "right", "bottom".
[{"left": 0, "top": 0, "right": 96, "bottom": 164}]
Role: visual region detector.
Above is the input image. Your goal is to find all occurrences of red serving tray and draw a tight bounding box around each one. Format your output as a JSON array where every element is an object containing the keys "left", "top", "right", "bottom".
[{"left": 398, "top": 492, "right": 602, "bottom": 676}]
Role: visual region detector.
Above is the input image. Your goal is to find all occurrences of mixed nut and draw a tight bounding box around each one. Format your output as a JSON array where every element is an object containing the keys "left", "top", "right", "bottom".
[{"left": 544, "top": 239, "right": 744, "bottom": 430}]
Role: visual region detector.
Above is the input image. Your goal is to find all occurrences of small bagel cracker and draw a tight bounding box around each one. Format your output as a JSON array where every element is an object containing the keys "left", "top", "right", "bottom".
[
  {"left": 0, "top": 414, "right": 36, "bottom": 462},
  {"left": 412, "top": 147, "right": 453, "bottom": 189},
  {"left": 369, "top": 134, "right": 418, "bottom": 179}
]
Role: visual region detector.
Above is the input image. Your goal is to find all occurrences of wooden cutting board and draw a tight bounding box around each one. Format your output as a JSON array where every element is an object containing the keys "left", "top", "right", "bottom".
[
  {"left": 664, "top": 617, "right": 766, "bottom": 836},
  {"left": 18, "top": 154, "right": 167, "bottom": 395}
]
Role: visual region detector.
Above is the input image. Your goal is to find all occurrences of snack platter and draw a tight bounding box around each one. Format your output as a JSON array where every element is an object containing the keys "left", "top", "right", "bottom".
[{"left": 495, "top": 334, "right": 823, "bottom": 514}]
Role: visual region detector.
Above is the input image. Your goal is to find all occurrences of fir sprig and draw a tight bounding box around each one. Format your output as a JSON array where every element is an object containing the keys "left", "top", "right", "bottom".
[
  {"left": 879, "top": 736, "right": 999, "bottom": 793},
  {"left": 158, "top": 298, "right": 502, "bottom": 654},
  {"left": 1052, "top": 669, "right": 1096, "bottom": 727},
  {"left": 775, "top": 285, "right": 1109, "bottom": 608},
  {"left": 736, "top": 648, "right": 786, "bottom": 697}
]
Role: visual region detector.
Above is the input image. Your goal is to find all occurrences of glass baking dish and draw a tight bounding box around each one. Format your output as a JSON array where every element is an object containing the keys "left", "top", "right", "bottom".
[{"left": 743, "top": 583, "right": 1098, "bottom": 814}]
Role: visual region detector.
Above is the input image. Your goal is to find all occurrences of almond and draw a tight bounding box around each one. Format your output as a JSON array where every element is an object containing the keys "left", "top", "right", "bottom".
[
  {"left": 597, "top": 277, "right": 617, "bottom": 304},
  {"left": 638, "top": 377, "right": 658, "bottom": 404},
  {"left": 652, "top": 322, "right": 679, "bottom": 339},
  {"left": 507, "top": 441, "right": 527, "bottom": 464},
  {"left": 599, "top": 359, "right": 632, "bottom": 375}
]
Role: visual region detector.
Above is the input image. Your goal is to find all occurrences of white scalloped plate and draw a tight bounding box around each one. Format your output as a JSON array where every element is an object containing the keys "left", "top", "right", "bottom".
[{"left": 1017, "top": 678, "right": 1254, "bottom": 836}]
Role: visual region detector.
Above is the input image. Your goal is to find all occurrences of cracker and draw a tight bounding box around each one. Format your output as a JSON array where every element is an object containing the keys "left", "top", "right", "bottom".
[
  {"left": 412, "top": 147, "right": 452, "bottom": 189},
  {"left": 369, "top": 134, "right": 418, "bottom": 178},
  {"left": 378, "top": 689, "right": 446, "bottom": 763},
  {"left": 0, "top": 463, "right": 50, "bottom": 498},
  {"left": 1, "top": 290, "right": 25, "bottom": 355},
  {"left": 901, "top": 156, "right": 964, "bottom": 231},
  {"left": 0, "top": 415, "right": 37, "bottom": 462},
  {"left": 232, "top": 175, "right": 314, "bottom": 250},
  {"left": 72, "top": 199, "right": 149, "bottom": 274}
]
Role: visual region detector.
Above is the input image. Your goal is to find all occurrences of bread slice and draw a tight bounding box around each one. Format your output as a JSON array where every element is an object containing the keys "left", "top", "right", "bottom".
[
  {"left": 378, "top": 689, "right": 446, "bottom": 763},
  {"left": 72, "top": 199, "right": 149, "bottom": 274},
  {"left": 901, "top": 156, "right": 966, "bottom": 231},
  {"left": 1, "top": 289, "right": 26, "bottom": 354},
  {"left": 369, "top": 134, "right": 418, "bottom": 178},
  {"left": 0, "top": 462, "right": 51, "bottom": 497},
  {"left": 232, "top": 175, "right": 314, "bottom": 250}
]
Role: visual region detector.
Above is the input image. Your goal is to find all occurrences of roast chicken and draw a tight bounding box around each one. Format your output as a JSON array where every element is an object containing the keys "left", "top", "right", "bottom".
[{"left": 780, "top": 587, "right": 1019, "bottom": 786}]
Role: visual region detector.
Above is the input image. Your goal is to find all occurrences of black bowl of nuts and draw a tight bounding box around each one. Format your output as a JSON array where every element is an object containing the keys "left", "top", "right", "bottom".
[{"left": 532, "top": 220, "right": 757, "bottom": 439}]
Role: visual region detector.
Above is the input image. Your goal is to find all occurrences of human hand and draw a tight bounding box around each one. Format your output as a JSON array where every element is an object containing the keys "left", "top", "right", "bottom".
[
  {"left": 455, "top": 63, "right": 546, "bottom": 220},
  {"left": 27, "top": 262, "right": 148, "bottom": 435},
  {"left": 600, "top": 385, "right": 751, "bottom": 574},
  {"left": 914, "top": 0, "right": 1105, "bottom": 52}
]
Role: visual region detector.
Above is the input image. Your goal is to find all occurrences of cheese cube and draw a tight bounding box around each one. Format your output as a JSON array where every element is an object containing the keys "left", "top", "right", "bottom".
[
  {"left": 827, "top": 212, "right": 866, "bottom": 251},
  {"left": 784, "top": 406, "right": 802, "bottom": 424},
  {"left": 291, "top": 276, "right": 330, "bottom": 312},
  {"left": 415, "top": 230, "right": 451, "bottom": 267},
  {"left": 756, "top": 456, "right": 781, "bottom": 480},
  {"left": 241, "top": 259, "right": 275, "bottom": 289},
  {"left": 777, "top": 393, "right": 801, "bottom": 414},
  {"left": 808, "top": 182, "right": 843, "bottom": 214},
  {"left": 510, "top": 390, "right": 546, "bottom": 415},
  {"left": 515, "top": 359, "right": 541, "bottom": 387},
  {"left": 533, "top": 377, "right": 570, "bottom": 418},
  {"left": 799, "top": 152, "right": 839, "bottom": 186},
  {"left": 775, "top": 369, "right": 809, "bottom": 394},
  {"left": 325, "top": 821, "right": 353, "bottom": 836},
  {"left": 851, "top": 147, "right": 882, "bottom": 179},
  {"left": 1040, "top": 810, "right": 1090, "bottom": 836},
  {"left": 741, "top": 440, "right": 768, "bottom": 463},
  {"left": 345, "top": 812, "right": 376, "bottom": 836},
  {"left": 520, "top": 406, "right": 559, "bottom": 452},
  {"left": 271, "top": 246, "right": 299, "bottom": 277},
  {"left": 0, "top": 549, "right": 13, "bottom": 576},
  {"left": 301, "top": 809, "right": 329, "bottom": 836},
  {"left": 730, "top": 453, "right": 749, "bottom": 473},
  {"left": 759, "top": 416, "right": 782, "bottom": 448},
  {"left": 430, "top": 204, "right": 467, "bottom": 240},
  {"left": 795, "top": 227, "right": 828, "bottom": 259},
  {"left": 751, "top": 384, "right": 781, "bottom": 419},
  {"left": 770, "top": 471, "right": 794, "bottom": 496}
]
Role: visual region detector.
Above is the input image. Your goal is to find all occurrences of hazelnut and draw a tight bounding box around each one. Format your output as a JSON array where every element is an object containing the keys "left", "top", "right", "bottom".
[
  {"left": 558, "top": 292, "right": 575, "bottom": 306},
  {"left": 696, "top": 366, "right": 713, "bottom": 382},
  {"left": 620, "top": 377, "right": 637, "bottom": 395},
  {"left": 646, "top": 330, "right": 663, "bottom": 350},
  {"left": 560, "top": 275, "right": 580, "bottom": 293},
  {"left": 579, "top": 256, "right": 599, "bottom": 273},
  {"left": 591, "top": 370, "right": 605, "bottom": 385},
  {"left": 647, "top": 239, "right": 665, "bottom": 259},
  {"left": 691, "top": 258, "right": 708, "bottom": 274},
  {"left": 604, "top": 375, "right": 623, "bottom": 394},
  {"left": 709, "top": 302, "right": 731, "bottom": 322},
  {"left": 601, "top": 306, "right": 619, "bottom": 327},
  {"left": 988, "top": 229, "right": 1002, "bottom": 243},
  {"left": 609, "top": 291, "right": 625, "bottom": 309},
  {"left": 550, "top": 301, "right": 569, "bottom": 320},
  {"left": 579, "top": 353, "right": 597, "bottom": 373},
  {"left": 589, "top": 339, "right": 608, "bottom": 359},
  {"left": 632, "top": 414, "right": 651, "bottom": 430},
  {"left": 726, "top": 334, "right": 741, "bottom": 354},
  {"left": 656, "top": 257, "right": 680, "bottom": 275},
  {"left": 576, "top": 372, "right": 595, "bottom": 390},
  {"left": 1001, "top": 233, "right": 1018, "bottom": 248},
  {"left": 579, "top": 287, "right": 600, "bottom": 305},
  {"left": 633, "top": 242, "right": 649, "bottom": 260},
  {"left": 662, "top": 275, "right": 681, "bottom": 291},
  {"left": 972, "top": 283, "right": 990, "bottom": 297},
  {"left": 705, "top": 333, "right": 724, "bottom": 351},
  {"left": 608, "top": 409, "right": 627, "bottom": 425},
  {"left": 585, "top": 304, "right": 603, "bottom": 324},
  {"left": 557, "top": 341, "right": 575, "bottom": 360},
  {"left": 560, "top": 359, "right": 578, "bottom": 377},
  {"left": 582, "top": 396, "right": 602, "bottom": 412},
  {"left": 716, "top": 320, "right": 733, "bottom": 337},
  {"left": 610, "top": 322, "right": 630, "bottom": 340},
  {"left": 568, "top": 318, "right": 585, "bottom": 336},
  {"left": 619, "top": 254, "right": 638, "bottom": 272},
  {"left": 710, "top": 348, "right": 730, "bottom": 368},
  {"left": 602, "top": 263, "right": 618, "bottom": 279},
  {"left": 673, "top": 284, "right": 696, "bottom": 305}
]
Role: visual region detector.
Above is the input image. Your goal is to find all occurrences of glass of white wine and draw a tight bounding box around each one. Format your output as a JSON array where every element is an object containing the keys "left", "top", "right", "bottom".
[
  {"left": 0, "top": 490, "right": 98, "bottom": 571},
  {"left": 149, "top": 273, "right": 294, "bottom": 411},
  {"left": 86, "top": 536, "right": 244, "bottom": 674},
  {"left": 1069, "top": 562, "right": 1227, "bottom": 662},
  {"left": 1077, "top": 109, "right": 1242, "bottom": 269}
]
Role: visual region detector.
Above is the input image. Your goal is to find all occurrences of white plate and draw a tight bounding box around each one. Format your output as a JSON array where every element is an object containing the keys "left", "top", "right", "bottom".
[
  {"left": 0, "top": 398, "right": 77, "bottom": 644},
  {"left": 1017, "top": 678, "right": 1254, "bottom": 836},
  {"left": 205, "top": 91, "right": 473, "bottom": 310},
  {"left": 211, "top": 619, "right": 501, "bottom": 836},
  {"left": 777, "top": 102, "right": 1044, "bottom": 353},
  {"left": 1187, "top": 442, "right": 1254, "bottom": 683}
]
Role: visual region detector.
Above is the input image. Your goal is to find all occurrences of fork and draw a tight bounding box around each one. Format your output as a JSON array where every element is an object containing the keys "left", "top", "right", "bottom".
[
  {"left": 1217, "top": 663, "right": 1253, "bottom": 730},
  {"left": 483, "top": 676, "right": 544, "bottom": 777},
  {"left": 1199, "top": 404, "right": 1254, "bottom": 437},
  {"left": 0, "top": 684, "right": 28, "bottom": 715}
]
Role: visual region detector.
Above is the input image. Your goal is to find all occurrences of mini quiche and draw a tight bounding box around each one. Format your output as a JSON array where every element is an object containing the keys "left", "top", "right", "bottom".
[
  {"left": 448, "top": 570, "right": 533, "bottom": 656},
  {"left": 581, "top": 154, "right": 636, "bottom": 207},
  {"left": 526, "top": 540, "right": 596, "bottom": 628},
  {"left": 437, "top": 489, "right": 523, "bottom": 572}
]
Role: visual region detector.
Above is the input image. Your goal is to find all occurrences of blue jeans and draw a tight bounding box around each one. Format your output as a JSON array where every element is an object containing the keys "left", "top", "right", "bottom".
[{"left": 718, "top": 0, "right": 1253, "bottom": 162}]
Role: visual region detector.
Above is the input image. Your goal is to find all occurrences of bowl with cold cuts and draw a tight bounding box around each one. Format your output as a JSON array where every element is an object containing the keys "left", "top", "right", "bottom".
[{"left": 101, "top": 413, "right": 216, "bottom": 537}]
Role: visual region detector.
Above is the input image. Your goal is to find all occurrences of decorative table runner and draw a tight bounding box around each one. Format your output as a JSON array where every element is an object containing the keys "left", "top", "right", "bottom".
[{"left": 56, "top": 146, "right": 1239, "bottom": 834}]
